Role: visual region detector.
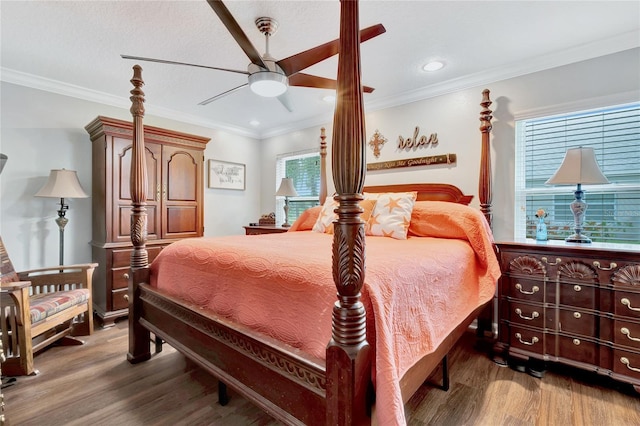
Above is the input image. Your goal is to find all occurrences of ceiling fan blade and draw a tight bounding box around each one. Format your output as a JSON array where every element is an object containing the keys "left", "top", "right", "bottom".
[
  {"left": 205, "top": 0, "right": 268, "bottom": 70},
  {"left": 277, "top": 23, "right": 386, "bottom": 76},
  {"left": 289, "top": 73, "right": 374, "bottom": 93},
  {"left": 121, "top": 55, "right": 249, "bottom": 75},
  {"left": 277, "top": 92, "right": 293, "bottom": 112},
  {"left": 198, "top": 83, "right": 248, "bottom": 105}
]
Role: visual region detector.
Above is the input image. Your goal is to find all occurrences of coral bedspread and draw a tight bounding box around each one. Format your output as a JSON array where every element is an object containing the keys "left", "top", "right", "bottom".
[{"left": 150, "top": 202, "right": 500, "bottom": 425}]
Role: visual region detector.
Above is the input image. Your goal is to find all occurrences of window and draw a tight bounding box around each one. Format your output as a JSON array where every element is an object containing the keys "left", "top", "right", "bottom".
[
  {"left": 276, "top": 149, "right": 321, "bottom": 225},
  {"left": 515, "top": 103, "right": 640, "bottom": 244}
]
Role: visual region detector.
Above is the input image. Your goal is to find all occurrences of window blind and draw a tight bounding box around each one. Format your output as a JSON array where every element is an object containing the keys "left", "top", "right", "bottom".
[
  {"left": 275, "top": 149, "right": 321, "bottom": 225},
  {"left": 515, "top": 103, "right": 640, "bottom": 244}
]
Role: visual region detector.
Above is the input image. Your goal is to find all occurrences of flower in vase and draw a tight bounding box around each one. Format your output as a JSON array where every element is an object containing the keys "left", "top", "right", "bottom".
[{"left": 535, "top": 208, "right": 548, "bottom": 219}]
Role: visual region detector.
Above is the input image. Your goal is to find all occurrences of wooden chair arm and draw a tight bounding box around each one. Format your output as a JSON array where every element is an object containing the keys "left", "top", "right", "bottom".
[
  {"left": 0, "top": 280, "right": 32, "bottom": 292},
  {"left": 18, "top": 263, "right": 98, "bottom": 276},
  {"left": 18, "top": 263, "right": 97, "bottom": 293}
]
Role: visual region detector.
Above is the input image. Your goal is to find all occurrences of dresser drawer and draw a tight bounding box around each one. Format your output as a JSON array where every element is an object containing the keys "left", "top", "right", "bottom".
[
  {"left": 612, "top": 289, "right": 640, "bottom": 321},
  {"left": 557, "top": 282, "right": 597, "bottom": 310},
  {"left": 557, "top": 308, "right": 597, "bottom": 337},
  {"left": 112, "top": 245, "right": 165, "bottom": 268},
  {"left": 504, "top": 300, "right": 549, "bottom": 329},
  {"left": 112, "top": 267, "right": 130, "bottom": 290},
  {"left": 557, "top": 334, "right": 598, "bottom": 365},
  {"left": 612, "top": 320, "right": 640, "bottom": 351},
  {"left": 612, "top": 349, "right": 640, "bottom": 383},
  {"left": 112, "top": 288, "right": 128, "bottom": 311},
  {"left": 508, "top": 325, "right": 545, "bottom": 355},
  {"left": 505, "top": 277, "right": 545, "bottom": 303}
]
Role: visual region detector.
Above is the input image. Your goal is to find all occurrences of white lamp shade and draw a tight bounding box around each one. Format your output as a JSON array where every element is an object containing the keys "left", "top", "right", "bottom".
[
  {"left": 545, "top": 147, "right": 609, "bottom": 185},
  {"left": 249, "top": 72, "right": 288, "bottom": 97},
  {"left": 0, "top": 154, "right": 7, "bottom": 175},
  {"left": 35, "top": 169, "right": 89, "bottom": 198},
  {"left": 275, "top": 177, "right": 298, "bottom": 197}
]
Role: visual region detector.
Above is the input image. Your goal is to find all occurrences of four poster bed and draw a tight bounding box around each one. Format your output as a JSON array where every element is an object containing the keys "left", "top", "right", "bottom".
[{"left": 126, "top": 2, "right": 499, "bottom": 425}]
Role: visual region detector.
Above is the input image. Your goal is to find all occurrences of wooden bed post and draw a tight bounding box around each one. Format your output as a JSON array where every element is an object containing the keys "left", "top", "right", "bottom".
[
  {"left": 479, "top": 89, "right": 493, "bottom": 228},
  {"left": 477, "top": 89, "right": 494, "bottom": 339},
  {"left": 127, "top": 65, "right": 151, "bottom": 363},
  {"left": 319, "top": 127, "right": 328, "bottom": 205},
  {"left": 326, "top": 1, "right": 371, "bottom": 424}
]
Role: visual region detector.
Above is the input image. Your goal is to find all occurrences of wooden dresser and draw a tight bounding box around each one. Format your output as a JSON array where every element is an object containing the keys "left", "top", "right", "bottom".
[
  {"left": 494, "top": 240, "right": 640, "bottom": 391},
  {"left": 85, "top": 116, "right": 209, "bottom": 326}
]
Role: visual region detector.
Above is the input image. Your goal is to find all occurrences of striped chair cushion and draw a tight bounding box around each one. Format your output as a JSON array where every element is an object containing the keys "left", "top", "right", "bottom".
[{"left": 30, "top": 289, "right": 90, "bottom": 324}]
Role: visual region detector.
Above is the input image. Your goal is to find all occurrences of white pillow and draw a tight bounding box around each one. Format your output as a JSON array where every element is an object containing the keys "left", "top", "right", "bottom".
[
  {"left": 366, "top": 192, "right": 417, "bottom": 239},
  {"left": 312, "top": 197, "right": 338, "bottom": 233}
]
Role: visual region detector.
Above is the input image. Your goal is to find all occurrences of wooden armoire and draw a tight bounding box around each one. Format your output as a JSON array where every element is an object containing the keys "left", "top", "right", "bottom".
[{"left": 85, "top": 116, "right": 210, "bottom": 326}]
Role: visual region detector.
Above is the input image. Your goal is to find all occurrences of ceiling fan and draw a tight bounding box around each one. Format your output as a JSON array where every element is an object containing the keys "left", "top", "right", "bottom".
[{"left": 122, "top": 0, "right": 385, "bottom": 111}]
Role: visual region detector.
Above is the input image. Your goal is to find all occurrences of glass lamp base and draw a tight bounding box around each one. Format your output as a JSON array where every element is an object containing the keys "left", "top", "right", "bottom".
[{"left": 566, "top": 234, "right": 592, "bottom": 244}]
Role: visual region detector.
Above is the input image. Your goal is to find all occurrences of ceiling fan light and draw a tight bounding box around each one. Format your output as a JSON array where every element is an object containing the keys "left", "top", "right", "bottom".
[{"left": 249, "top": 72, "right": 288, "bottom": 97}]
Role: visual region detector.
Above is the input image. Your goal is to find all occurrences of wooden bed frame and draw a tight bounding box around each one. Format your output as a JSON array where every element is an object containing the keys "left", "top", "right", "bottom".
[{"left": 126, "top": 2, "right": 494, "bottom": 424}]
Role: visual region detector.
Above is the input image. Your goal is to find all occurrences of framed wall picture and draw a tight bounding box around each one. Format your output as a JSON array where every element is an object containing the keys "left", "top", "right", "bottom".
[{"left": 208, "top": 159, "right": 246, "bottom": 190}]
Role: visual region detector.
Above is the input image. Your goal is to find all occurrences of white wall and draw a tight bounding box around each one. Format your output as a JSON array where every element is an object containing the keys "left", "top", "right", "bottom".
[
  {"left": 260, "top": 48, "right": 640, "bottom": 242},
  {"left": 0, "top": 83, "right": 261, "bottom": 271}
]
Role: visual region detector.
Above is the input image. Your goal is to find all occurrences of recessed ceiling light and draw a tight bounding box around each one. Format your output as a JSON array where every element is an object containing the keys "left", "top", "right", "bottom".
[
  {"left": 322, "top": 95, "right": 336, "bottom": 103},
  {"left": 422, "top": 61, "right": 444, "bottom": 72},
  {"left": 249, "top": 120, "right": 260, "bottom": 127}
]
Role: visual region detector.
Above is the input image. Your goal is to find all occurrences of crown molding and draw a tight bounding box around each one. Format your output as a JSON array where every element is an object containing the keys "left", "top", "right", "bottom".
[{"left": 0, "top": 67, "right": 260, "bottom": 139}]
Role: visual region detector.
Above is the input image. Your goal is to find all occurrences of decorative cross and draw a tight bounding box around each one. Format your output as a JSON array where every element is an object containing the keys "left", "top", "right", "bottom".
[{"left": 368, "top": 130, "right": 387, "bottom": 158}]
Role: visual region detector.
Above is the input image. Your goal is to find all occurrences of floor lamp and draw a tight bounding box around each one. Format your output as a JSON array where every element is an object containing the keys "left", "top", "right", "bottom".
[
  {"left": 545, "top": 147, "right": 609, "bottom": 243},
  {"left": 35, "top": 169, "right": 88, "bottom": 265},
  {"left": 275, "top": 177, "right": 299, "bottom": 227}
]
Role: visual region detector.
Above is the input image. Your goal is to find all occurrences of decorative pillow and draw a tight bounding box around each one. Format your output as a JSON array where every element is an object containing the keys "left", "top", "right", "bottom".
[
  {"left": 288, "top": 205, "right": 322, "bottom": 232},
  {"left": 326, "top": 199, "right": 377, "bottom": 234},
  {"left": 312, "top": 197, "right": 339, "bottom": 233},
  {"left": 366, "top": 192, "right": 417, "bottom": 239}
]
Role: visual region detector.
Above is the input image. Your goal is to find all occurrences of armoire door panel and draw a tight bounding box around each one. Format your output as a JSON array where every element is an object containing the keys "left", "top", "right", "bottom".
[
  {"left": 164, "top": 206, "right": 199, "bottom": 237},
  {"left": 114, "top": 138, "right": 161, "bottom": 202},
  {"left": 163, "top": 146, "right": 199, "bottom": 202},
  {"left": 112, "top": 138, "right": 162, "bottom": 242}
]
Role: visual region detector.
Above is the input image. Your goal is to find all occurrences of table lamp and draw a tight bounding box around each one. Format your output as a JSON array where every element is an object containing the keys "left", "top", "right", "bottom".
[
  {"left": 275, "top": 177, "right": 298, "bottom": 227},
  {"left": 545, "top": 147, "right": 609, "bottom": 243},
  {"left": 35, "top": 169, "right": 89, "bottom": 264}
]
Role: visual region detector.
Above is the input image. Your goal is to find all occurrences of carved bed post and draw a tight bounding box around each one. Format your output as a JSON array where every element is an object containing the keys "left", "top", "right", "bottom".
[
  {"left": 127, "top": 65, "right": 151, "bottom": 363},
  {"left": 319, "top": 127, "right": 328, "bottom": 205},
  {"left": 477, "top": 89, "right": 494, "bottom": 339},
  {"left": 326, "top": 1, "right": 370, "bottom": 424},
  {"left": 479, "top": 89, "right": 493, "bottom": 228}
]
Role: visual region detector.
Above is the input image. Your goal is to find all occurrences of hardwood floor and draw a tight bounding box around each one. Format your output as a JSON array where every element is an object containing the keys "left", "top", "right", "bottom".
[{"left": 3, "top": 322, "right": 639, "bottom": 425}]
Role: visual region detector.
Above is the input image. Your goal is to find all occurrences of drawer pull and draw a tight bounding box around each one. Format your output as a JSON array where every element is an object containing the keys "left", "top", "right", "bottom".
[
  {"left": 515, "top": 308, "right": 539, "bottom": 320},
  {"left": 621, "top": 298, "right": 640, "bottom": 312},
  {"left": 515, "top": 283, "right": 540, "bottom": 295},
  {"left": 123, "top": 273, "right": 130, "bottom": 280},
  {"left": 515, "top": 332, "right": 539, "bottom": 346},
  {"left": 541, "top": 257, "right": 561, "bottom": 266},
  {"left": 573, "top": 285, "right": 582, "bottom": 292},
  {"left": 123, "top": 294, "right": 129, "bottom": 302},
  {"left": 620, "top": 357, "right": 640, "bottom": 373},
  {"left": 573, "top": 339, "right": 581, "bottom": 346},
  {"left": 573, "top": 312, "right": 582, "bottom": 319},
  {"left": 620, "top": 327, "right": 640, "bottom": 342},
  {"left": 593, "top": 261, "right": 617, "bottom": 271}
]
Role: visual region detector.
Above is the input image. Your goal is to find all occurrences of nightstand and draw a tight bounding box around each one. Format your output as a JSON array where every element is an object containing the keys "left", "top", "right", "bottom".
[
  {"left": 494, "top": 239, "right": 640, "bottom": 391},
  {"left": 243, "top": 225, "right": 289, "bottom": 235}
]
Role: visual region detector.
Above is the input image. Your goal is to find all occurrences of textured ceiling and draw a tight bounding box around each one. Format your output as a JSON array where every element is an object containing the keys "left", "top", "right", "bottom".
[{"left": 2, "top": 1, "right": 639, "bottom": 137}]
